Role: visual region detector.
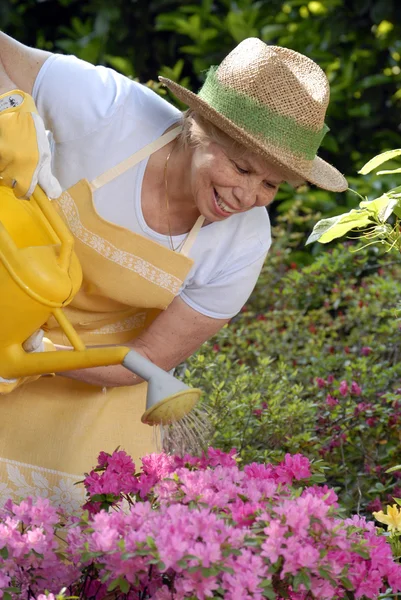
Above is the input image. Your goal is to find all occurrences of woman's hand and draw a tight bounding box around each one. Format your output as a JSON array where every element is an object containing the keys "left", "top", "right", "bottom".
[
  {"left": 0, "top": 33, "right": 59, "bottom": 198},
  {"left": 0, "top": 89, "right": 62, "bottom": 198}
]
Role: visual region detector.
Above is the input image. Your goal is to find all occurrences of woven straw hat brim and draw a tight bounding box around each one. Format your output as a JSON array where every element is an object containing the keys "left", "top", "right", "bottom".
[{"left": 159, "top": 77, "right": 348, "bottom": 193}]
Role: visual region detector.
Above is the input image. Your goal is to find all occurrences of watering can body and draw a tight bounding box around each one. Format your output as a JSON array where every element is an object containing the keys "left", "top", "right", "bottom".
[
  {"left": 0, "top": 184, "right": 136, "bottom": 377},
  {"left": 0, "top": 186, "right": 82, "bottom": 350}
]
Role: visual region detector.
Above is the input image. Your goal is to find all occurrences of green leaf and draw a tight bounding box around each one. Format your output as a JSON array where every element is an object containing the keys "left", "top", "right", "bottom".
[
  {"left": 359, "top": 194, "right": 399, "bottom": 221},
  {"left": 293, "top": 571, "right": 311, "bottom": 591},
  {"left": 377, "top": 167, "right": 401, "bottom": 175},
  {"left": 306, "top": 211, "right": 372, "bottom": 245},
  {"left": 146, "top": 536, "right": 157, "bottom": 550},
  {"left": 385, "top": 465, "right": 401, "bottom": 473},
  {"left": 359, "top": 149, "right": 401, "bottom": 175},
  {"left": 340, "top": 576, "right": 354, "bottom": 590},
  {"left": 107, "top": 576, "right": 130, "bottom": 594},
  {"left": 105, "top": 55, "right": 135, "bottom": 77}
]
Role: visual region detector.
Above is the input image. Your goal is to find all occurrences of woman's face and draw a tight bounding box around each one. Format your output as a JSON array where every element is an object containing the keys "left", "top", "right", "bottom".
[{"left": 188, "top": 140, "right": 286, "bottom": 222}]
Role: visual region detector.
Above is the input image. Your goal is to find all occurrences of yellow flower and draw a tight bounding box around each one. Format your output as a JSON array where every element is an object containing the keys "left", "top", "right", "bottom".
[{"left": 373, "top": 504, "right": 401, "bottom": 532}]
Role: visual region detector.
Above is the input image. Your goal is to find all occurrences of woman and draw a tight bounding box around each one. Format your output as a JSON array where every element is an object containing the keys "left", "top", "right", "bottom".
[{"left": 0, "top": 35, "right": 347, "bottom": 510}]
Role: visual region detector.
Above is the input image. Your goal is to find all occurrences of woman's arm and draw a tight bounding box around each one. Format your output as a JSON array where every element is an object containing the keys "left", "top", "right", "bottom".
[
  {"left": 0, "top": 32, "right": 51, "bottom": 94},
  {"left": 58, "top": 296, "right": 229, "bottom": 387}
]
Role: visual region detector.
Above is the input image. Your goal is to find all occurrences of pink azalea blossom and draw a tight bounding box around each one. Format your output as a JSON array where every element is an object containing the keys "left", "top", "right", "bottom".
[
  {"left": 0, "top": 448, "right": 400, "bottom": 600},
  {"left": 361, "top": 346, "right": 372, "bottom": 356},
  {"left": 351, "top": 381, "right": 362, "bottom": 396},
  {"left": 326, "top": 393, "right": 339, "bottom": 407}
]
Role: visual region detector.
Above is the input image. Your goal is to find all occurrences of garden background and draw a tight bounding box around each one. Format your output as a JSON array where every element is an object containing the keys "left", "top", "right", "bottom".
[{"left": 3, "top": 0, "right": 401, "bottom": 515}]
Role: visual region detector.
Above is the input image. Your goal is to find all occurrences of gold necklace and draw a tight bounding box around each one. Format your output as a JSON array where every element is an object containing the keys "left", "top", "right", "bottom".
[{"left": 164, "top": 140, "right": 190, "bottom": 253}]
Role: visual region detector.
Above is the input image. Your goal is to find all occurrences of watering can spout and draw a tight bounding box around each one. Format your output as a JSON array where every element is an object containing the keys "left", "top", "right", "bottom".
[
  {"left": 0, "top": 343, "right": 202, "bottom": 425},
  {"left": 121, "top": 352, "right": 202, "bottom": 425}
]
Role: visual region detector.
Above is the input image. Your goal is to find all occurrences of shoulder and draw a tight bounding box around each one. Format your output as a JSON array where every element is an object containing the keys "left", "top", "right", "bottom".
[
  {"left": 33, "top": 54, "right": 181, "bottom": 142},
  {"left": 187, "top": 207, "right": 271, "bottom": 281},
  {"left": 0, "top": 33, "right": 51, "bottom": 95},
  {"left": 207, "top": 207, "right": 272, "bottom": 263},
  {"left": 227, "top": 206, "right": 271, "bottom": 245}
]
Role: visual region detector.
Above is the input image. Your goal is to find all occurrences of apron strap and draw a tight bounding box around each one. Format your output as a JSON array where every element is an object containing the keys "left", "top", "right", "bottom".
[
  {"left": 89, "top": 125, "right": 183, "bottom": 192},
  {"left": 88, "top": 123, "right": 205, "bottom": 256},
  {"left": 180, "top": 215, "right": 205, "bottom": 257}
]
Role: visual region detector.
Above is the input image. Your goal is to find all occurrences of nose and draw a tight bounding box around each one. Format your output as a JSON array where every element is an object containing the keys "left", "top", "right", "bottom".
[{"left": 232, "top": 181, "right": 258, "bottom": 208}]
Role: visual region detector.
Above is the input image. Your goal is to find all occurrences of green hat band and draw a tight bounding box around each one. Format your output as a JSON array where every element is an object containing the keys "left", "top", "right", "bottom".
[{"left": 198, "top": 67, "right": 329, "bottom": 160}]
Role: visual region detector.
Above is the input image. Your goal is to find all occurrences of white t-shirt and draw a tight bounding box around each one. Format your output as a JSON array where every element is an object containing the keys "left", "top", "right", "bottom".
[{"left": 33, "top": 54, "right": 272, "bottom": 319}]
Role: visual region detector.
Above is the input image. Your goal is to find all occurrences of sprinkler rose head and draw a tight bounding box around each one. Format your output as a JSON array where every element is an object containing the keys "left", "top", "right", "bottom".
[
  {"left": 121, "top": 351, "right": 202, "bottom": 426},
  {"left": 141, "top": 388, "right": 202, "bottom": 425}
]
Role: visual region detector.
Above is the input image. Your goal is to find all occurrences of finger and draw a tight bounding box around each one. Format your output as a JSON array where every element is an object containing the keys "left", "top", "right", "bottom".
[{"left": 22, "top": 328, "right": 44, "bottom": 352}]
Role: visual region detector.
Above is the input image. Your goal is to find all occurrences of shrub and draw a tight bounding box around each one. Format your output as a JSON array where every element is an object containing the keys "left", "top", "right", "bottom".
[
  {"left": 1, "top": 448, "right": 401, "bottom": 600},
  {"left": 183, "top": 210, "right": 401, "bottom": 514}
]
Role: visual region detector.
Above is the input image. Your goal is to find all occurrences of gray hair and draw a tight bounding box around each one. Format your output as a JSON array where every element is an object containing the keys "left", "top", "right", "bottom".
[{"left": 177, "top": 110, "right": 247, "bottom": 159}]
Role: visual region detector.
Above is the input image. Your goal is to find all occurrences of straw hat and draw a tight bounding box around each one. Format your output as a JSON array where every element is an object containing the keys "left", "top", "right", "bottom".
[{"left": 159, "top": 38, "right": 347, "bottom": 192}]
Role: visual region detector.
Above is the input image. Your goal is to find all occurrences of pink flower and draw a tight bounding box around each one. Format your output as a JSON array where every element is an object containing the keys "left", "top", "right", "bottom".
[
  {"left": 351, "top": 381, "right": 362, "bottom": 396},
  {"left": 315, "top": 377, "right": 327, "bottom": 388},
  {"left": 2, "top": 449, "right": 401, "bottom": 600},
  {"left": 361, "top": 346, "right": 372, "bottom": 356},
  {"left": 303, "top": 485, "right": 338, "bottom": 507},
  {"left": 274, "top": 454, "right": 311, "bottom": 484},
  {"left": 96, "top": 450, "right": 110, "bottom": 467},
  {"left": 339, "top": 380, "right": 349, "bottom": 396},
  {"left": 84, "top": 450, "right": 139, "bottom": 498},
  {"left": 326, "top": 394, "right": 339, "bottom": 407},
  {"left": 244, "top": 463, "right": 275, "bottom": 480},
  {"left": 202, "top": 447, "right": 237, "bottom": 468},
  {"left": 107, "top": 449, "right": 136, "bottom": 474},
  {"left": 261, "top": 521, "right": 288, "bottom": 564}
]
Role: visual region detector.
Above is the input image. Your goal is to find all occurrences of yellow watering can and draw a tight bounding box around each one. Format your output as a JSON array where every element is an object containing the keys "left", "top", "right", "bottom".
[{"left": 0, "top": 185, "right": 201, "bottom": 425}]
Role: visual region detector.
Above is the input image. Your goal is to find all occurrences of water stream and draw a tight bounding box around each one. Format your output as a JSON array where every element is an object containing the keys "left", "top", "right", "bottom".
[{"left": 153, "top": 404, "right": 214, "bottom": 456}]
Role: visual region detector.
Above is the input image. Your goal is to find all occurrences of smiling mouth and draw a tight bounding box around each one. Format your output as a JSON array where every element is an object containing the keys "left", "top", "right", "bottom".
[{"left": 213, "top": 189, "right": 237, "bottom": 214}]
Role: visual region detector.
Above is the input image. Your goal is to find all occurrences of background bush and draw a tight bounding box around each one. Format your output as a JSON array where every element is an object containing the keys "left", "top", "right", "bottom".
[
  {"left": 182, "top": 207, "right": 401, "bottom": 515},
  {"left": 3, "top": 0, "right": 401, "bottom": 223}
]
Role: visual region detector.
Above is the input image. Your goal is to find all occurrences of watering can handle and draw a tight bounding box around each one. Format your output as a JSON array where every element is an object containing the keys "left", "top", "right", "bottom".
[{"left": 30, "top": 186, "right": 74, "bottom": 271}]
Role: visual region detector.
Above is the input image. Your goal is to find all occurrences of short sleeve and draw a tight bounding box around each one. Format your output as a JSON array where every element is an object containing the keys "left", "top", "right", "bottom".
[
  {"left": 180, "top": 250, "right": 268, "bottom": 319},
  {"left": 33, "top": 54, "right": 132, "bottom": 144}
]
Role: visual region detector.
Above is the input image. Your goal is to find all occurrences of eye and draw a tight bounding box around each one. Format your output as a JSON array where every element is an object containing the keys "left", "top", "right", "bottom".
[
  {"left": 232, "top": 161, "right": 249, "bottom": 175},
  {"left": 263, "top": 180, "right": 277, "bottom": 190}
]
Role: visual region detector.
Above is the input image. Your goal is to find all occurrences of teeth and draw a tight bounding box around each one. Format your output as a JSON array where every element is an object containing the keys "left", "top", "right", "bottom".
[{"left": 215, "top": 191, "right": 236, "bottom": 213}]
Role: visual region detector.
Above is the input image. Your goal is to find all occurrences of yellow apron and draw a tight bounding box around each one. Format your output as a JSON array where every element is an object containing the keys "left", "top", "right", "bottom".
[{"left": 0, "top": 127, "right": 204, "bottom": 511}]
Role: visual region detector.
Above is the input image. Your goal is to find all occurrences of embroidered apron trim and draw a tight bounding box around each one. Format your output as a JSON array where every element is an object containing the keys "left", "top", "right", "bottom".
[
  {"left": 91, "top": 312, "right": 147, "bottom": 335},
  {"left": 0, "top": 457, "right": 85, "bottom": 512},
  {"left": 58, "top": 190, "right": 183, "bottom": 295}
]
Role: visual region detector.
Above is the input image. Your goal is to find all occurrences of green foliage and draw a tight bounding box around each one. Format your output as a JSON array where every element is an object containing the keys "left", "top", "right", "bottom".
[
  {"left": 309, "top": 148, "right": 401, "bottom": 251},
  {"left": 183, "top": 211, "right": 401, "bottom": 515},
  {"left": 3, "top": 0, "right": 401, "bottom": 221}
]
